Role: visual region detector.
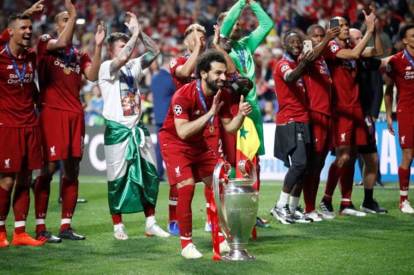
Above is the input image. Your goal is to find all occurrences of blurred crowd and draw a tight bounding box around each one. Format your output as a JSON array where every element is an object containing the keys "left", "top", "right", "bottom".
[{"left": 1, "top": 0, "right": 413, "bottom": 126}]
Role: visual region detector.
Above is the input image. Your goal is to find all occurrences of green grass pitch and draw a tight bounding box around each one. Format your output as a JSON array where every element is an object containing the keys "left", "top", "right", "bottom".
[{"left": 1, "top": 176, "right": 414, "bottom": 274}]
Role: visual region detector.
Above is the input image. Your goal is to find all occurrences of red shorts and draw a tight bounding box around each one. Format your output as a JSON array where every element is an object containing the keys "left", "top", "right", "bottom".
[
  {"left": 40, "top": 107, "right": 85, "bottom": 161},
  {"left": 332, "top": 107, "right": 367, "bottom": 147},
  {"left": 397, "top": 112, "right": 414, "bottom": 149},
  {"left": 160, "top": 138, "right": 218, "bottom": 186},
  {"left": 0, "top": 126, "right": 42, "bottom": 173},
  {"left": 310, "top": 112, "right": 331, "bottom": 154}
]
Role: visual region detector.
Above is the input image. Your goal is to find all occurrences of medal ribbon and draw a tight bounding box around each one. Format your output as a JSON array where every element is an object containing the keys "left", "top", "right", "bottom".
[
  {"left": 196, "top": 79, "right": 214, "bottom": 126},
  {"left": 5, "top": 44, "right": 26, "bottom": 86},
  {"left": 63, "top": 46, "right": 75, "bottom": 68},
  {"left": 120, "top": 67, "right": 136, "bottom": 93},
  {"left": 403, "top": 49, "right": 414, "bottom": 69},
  {"left": 236, "top": 48, "right": 247, "bottom": 72}
]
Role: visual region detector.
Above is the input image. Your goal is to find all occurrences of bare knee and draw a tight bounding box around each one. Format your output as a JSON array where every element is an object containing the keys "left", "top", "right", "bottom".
[{"left": 0, "top": 174, "right": 15, "bottom": 191}]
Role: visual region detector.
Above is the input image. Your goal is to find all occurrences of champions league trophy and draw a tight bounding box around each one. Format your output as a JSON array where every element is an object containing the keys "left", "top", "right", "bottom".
[{"left": 213, "top": 159, "right": 259, "bottom": 261}]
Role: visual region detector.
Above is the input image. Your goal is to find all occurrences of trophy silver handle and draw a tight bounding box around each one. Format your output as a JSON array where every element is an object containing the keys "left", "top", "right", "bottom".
[
  {"left": 212, "top": 160, "right": 230, "bottom": 239},
  {"left": 238, "top": 159, "right": 257, "bottom": 183}
]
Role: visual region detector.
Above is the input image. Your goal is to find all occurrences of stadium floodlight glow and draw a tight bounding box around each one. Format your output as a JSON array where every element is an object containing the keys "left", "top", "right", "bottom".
[{"left": 76, "top": 18, "right": 86, "bottom": 25}]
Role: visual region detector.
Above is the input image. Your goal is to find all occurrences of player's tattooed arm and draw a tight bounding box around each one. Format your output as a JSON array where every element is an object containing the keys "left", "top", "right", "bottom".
[
  {"left": 46, "top": 0, "right": 77, "bottom": 51},
  {"left": 139, "top": 31, "right": 160, "bottom": 70},
  {"left": 109, "top": 12, "right": 140, "bottom": 75}
]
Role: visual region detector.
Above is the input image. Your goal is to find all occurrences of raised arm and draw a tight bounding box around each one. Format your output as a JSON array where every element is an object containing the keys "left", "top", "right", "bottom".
[
  {"left": 221, "top": 95, "right": 252, "bottom": 133},
  {"left": 220, "top": 0, "right": 247, "bottom": 37},
  {"left": 284, "top": 51, "right": 315, "bottom": 83},
  {"left": 175, "top": 30, "right": 204, "bottom": 78},
  {"left": 139, "top": 31, "right": 161, "bottom": 70},
  {"left": 109, "top": 12, "right": 140, "bottom": 75},
  {"left": 174, "top": 91, "right": 224, "bottom": 140},
  {"left": 312, "top": 27, "right": 340, "bottom": 58},
  {"left": 362, "top": 26, "right": 384, "bottom": 58},
  {"left": 242, "top": 0, "right": 274, "bottom": 53},
  {"left": 84, "top": 23, "right": 106, "bottom": 81},
  {"left": 23, "top": 0, "right": 44, "bottom": 17},
  {"left": 46, "top": 0, "right": 77, "bottom": 51},
  {"left": 212, "top": 25, "right": 236, "bottom": 73},
  {"left": 336, "top": 10, "right": 376, "bottom": 60}
]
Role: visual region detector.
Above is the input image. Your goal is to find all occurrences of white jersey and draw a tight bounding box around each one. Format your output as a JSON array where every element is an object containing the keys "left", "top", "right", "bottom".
[{"left": 98, "top": 57, "right": 144, "bottom": 128}]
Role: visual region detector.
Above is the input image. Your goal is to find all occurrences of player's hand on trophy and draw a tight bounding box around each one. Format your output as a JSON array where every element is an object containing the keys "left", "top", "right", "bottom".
[
  {"left": 238, "top": 95, "right": 252, "bottom": 116},
  {"left": 125, "top": 12, "right": 140, "bottom": 36},
  {"left": 95, "top": 21, "right": 106, "bottom": 47},
  {"left": 65, "top": 0, "right": 77, "bottom": 18},
  {"left": 209, "top": 90, "right": 224, "bottom": 116}
]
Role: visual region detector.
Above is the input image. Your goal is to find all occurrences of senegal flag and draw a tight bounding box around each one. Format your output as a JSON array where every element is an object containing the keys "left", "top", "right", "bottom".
[{"left": 236, "top": 116, "right": 260, "bottom": 162}]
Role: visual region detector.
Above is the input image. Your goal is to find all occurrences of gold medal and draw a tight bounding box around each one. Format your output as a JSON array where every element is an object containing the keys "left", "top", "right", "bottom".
[
  {"left": 63, "top": 66, "right": 71, "bottom": 75},
  {"left": 209, "top": 125, "right": 215, "bottom": 134}
]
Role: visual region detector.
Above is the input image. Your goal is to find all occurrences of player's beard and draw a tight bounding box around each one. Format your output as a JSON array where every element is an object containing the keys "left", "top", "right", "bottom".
[{"left": 206, "top": 78, "right": 223, "bottom": 94}]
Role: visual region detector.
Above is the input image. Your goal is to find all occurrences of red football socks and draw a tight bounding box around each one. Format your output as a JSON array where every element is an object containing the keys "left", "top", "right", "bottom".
[
  {"left": 169, "top": 185, "right": 178, "bottom": 222},
  {"left": 0, "top": 186, "right": 11, "bottom": 230},
  {"left": 34, "top": 175, "right": 52, "bottom": 233},
  {"left": 13, "top": 181, "right": 30, "bottom": 232},
  {"left": 177, "top": 184, "right": 195, "bottom": 249},
  {"left": 112, "top": 214, "right": 122, "bottom": 225},
  {"left": 60, "top": 177, "right": 78, "bottom": 231},
  {"left": 204, "top": 185, "right": 212, "bottom": 224},
  {"left": 144, "top": 204, "right": 155, "bottom": 218},
  {"left": 340, "top": 163, "right": 355, "bottom": 208},
  {"left": 398, "top": 167, "right": 410, "bottom": 203},
  {"left": 323, "top": 162, "right": 340, "bottom": 202}
]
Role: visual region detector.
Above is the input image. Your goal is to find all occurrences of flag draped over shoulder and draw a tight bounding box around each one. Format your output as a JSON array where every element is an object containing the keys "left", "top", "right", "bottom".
[{"left": 104, "top": 120, "right": 159, "bottom": 214}]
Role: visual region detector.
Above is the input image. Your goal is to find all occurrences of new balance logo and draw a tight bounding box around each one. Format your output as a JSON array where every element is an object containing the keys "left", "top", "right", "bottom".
[
  {"left": 4, "top": 158, "right": 10, "bottom": 169},
  {"left": 175, "top": 166, "right": 181, "bottom": 177},
  {"left": 340, "top": 133, "right": 346, "bottom": 142},
  {"left": 401, "top": 136, "right": 406, "bottom": 145},
  {"left": 50, "top": 146, "right": 56, "bottom": 157}
]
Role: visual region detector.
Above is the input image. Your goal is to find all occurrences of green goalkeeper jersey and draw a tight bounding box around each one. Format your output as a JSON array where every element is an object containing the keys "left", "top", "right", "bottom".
[{"left": 220, "top": 0, "right": 273, "bottom": 155}]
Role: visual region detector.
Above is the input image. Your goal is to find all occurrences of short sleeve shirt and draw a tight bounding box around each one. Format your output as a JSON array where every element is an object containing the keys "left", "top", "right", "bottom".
[
  {"left": 324, "top": 40, "right": 360, "bottom": 110},
  {"left": 273, "top": 56, "right": 309, "bottom": 124},
  {"left": 98, "top": 57, "right": 144, "bottom": 128},
  {"left": 169, "top": 55, "right": 192, "bottom": 89},
  {"left": 37, "top": 34, "right": 91, "bottom": 113},
  {"left": 387, "top": 50, "right": 414, "bottom": 114},
  {"left": 0, "top": 45, "right": 37, "bottom": 127},
  {"left": 160, "top": 80, "right": 232, "bottom": 149}
]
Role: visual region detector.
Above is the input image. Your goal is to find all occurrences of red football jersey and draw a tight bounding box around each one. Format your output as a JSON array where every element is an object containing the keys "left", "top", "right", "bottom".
[
  {"left": 160, "top": 81, "right": 232, "bottom": 150},
  {"left": 324, "top": 40, "right": 360, "bottom": 110},
  {"left": 37, "top": 34, "right": 92, "bottom": 113},
  {"left": 273, "top": 56, "right": 309, "bottom": 124},
  {"left": 304, "top": 56, "right": 332, "bottom": 116},
  {"left": 169, "top": 55, "right": 192, "bottom": 90},
  {"left": 0, "top": 45, "right": 38, "bottom": 127},
  {"left": 387, "top": 50, "right": 414, "bottom": 114},
  {"left": 0, "top": 29, "right": 9, "bottom": 44}
]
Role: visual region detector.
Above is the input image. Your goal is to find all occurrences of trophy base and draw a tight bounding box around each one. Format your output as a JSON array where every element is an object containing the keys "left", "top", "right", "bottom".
[{"left": 222, "top": 249, "right": 256, "bottom": 261}]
